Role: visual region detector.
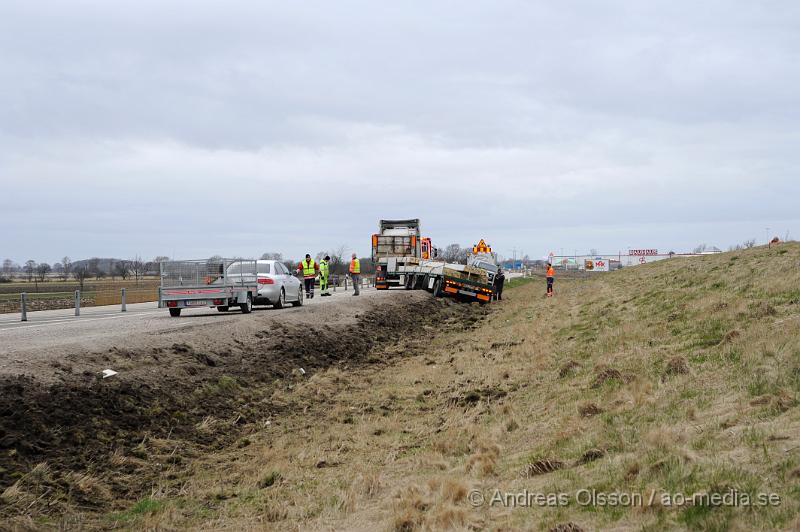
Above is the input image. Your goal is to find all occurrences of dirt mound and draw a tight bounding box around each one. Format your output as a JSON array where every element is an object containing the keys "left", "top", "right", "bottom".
[{"left": 0, "top": 296, "right": 483, "bottom": 516}]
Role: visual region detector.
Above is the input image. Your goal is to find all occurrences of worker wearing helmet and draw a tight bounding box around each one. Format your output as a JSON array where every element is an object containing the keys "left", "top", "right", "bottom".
[
  {"left": 319, "top": 255, "right": 331, "bottom": 296},
  {"left": 546, "top": 263, "right": 555, "bottom": 298},
  {"left": 296, "top": 254, "right": 319, "bottom": 299}
]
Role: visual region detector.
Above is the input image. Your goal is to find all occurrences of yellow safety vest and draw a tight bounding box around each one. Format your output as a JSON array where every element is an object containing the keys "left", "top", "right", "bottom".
[
  {"left": 319, "top": 260, "right": 329, "bottom": 278},
  {"left": 350, "top": 258, "right": 361, "bottom": 274},
  {"left": 302, "top": 259, "right": 316, "bottom": 277}
]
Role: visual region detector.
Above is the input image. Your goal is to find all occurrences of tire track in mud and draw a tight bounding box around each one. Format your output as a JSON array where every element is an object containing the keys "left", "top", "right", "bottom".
[{"left": 0, "top": 296, "right": 487, "bottom": 517}]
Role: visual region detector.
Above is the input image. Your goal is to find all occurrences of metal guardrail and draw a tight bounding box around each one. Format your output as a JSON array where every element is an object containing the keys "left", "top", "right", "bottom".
[{"left": 12, "top": 275, "right": 375, "bottom": 321}]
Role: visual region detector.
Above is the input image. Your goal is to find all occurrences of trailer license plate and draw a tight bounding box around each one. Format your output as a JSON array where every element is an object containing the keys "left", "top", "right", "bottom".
[{"left": 185, "top": 300, "right": 207, "bottom": 306}]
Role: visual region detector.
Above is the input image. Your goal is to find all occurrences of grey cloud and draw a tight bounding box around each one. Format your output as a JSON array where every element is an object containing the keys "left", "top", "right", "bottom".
[{"left": 1, "top": 0, "right": 798, "bottom": 262}]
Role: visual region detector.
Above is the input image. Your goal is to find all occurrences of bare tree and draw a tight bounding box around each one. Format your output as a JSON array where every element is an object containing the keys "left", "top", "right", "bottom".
[
  {"left": 2, "top": 259, "right": 14, "bottom": 276},
  {"left": 442, "top": 244, "right": 467, "bottom": 263},
  {"left": 129, "top": 256, "right": 146, "bottom": 284},
  {"left": 36, "top": 262, "right": 51, "bottom": 283},
  {"left": 692, "top": 243, "right": 708, "bottom": 254},
  {"left": 59, "top": 256, "right": 71, "bottom": 281},
  {"left": 113, "top": 261, "right": 130, "bottom": 280},
  {"left": 73, "top": 265, "right": 89, "bottom": 291},
  {"left": 87, "top": 257, "right": 102, "bottom": 280},
  {"left": 324, "top": 245, "right": 347, "bottom": 275},
  {"left": 260, "top": 252, "right": 283, "bottom": 260},
  {"left": 24, "top": 260, "right": 36, "bottom": 282},
  {"left": 743, "top": 239, "right": 756, "bottom": 249}
]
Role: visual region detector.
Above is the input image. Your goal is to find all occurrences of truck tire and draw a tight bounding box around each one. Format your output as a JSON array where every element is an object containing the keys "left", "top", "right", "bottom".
[
  {"left": 169, "top": 308, "right": 182, "bottom": 317},
  {"left": 217, "top": 306, "right": 229, "bottom": 312},
  {"left": 433, "top": 279, "right": 443, "bottom": 298},
  {"left": 240, "top": 294, "right": 253, "bottom": 314},
  {"left": 273, "top": 288, "right": 285, "bottom": 309},
  {"left": 291, "top": 288, "right": 303, "bottom": 307}
]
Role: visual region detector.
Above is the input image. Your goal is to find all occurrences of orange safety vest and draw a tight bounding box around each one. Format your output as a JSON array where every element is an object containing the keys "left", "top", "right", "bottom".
[
  {"left": 547, "top": 266, "right": 555, "bottom": 277},
  {"left": 349, "top": 258, "right": 361, "bottom": 274}
]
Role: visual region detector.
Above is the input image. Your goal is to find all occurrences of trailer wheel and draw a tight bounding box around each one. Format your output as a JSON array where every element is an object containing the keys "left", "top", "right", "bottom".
[
  {"left": 169, "top": 308, "right": 182, "bottom": 317},
  {"left": 240, "top": 294, "right": 253, "bottom": 314},
  {"left": 217, "top": 306, "right": 229, "bottom": 312}
]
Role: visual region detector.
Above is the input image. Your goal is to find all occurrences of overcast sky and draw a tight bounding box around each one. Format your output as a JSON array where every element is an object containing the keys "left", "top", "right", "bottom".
[{"left": 2, "top": 0, "right": 799, "bottom": 264}]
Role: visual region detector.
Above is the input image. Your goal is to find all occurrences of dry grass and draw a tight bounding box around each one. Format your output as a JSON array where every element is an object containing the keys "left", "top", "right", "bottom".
[{"left": 54, "top": 242, "right": 800, "bottom": 530}]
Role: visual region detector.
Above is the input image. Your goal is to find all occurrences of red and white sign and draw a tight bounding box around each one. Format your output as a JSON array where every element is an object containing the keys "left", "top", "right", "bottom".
[
  {"left": 628, "top": 249, "right": 658, "bottom": 256},
  {"left": 584, "top": 259, "right": 610, "bottom": 272}
]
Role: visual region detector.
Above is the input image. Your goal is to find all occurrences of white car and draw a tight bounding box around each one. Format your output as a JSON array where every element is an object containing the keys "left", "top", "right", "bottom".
[{"left": 222, "top": 259, "right": 303, "bottom": 310}]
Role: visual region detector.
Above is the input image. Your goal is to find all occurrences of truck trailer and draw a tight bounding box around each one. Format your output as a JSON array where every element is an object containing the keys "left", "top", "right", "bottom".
[{"left": 372, "top": 219, "right": 496, "bottom": 304}]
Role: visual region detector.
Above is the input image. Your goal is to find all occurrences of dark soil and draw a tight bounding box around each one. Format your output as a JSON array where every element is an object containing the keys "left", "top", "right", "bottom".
[{"left": 0, "top": 296, "right": 484, "bottom": 518}]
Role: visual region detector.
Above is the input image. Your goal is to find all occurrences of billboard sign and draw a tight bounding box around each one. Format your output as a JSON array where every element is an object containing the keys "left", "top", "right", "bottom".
[
  {"left": 629, "top": 249, "right": 658, "bottom": 256},
  {"left": 584, "top": 259, "right": 609, "bottom": 272}
]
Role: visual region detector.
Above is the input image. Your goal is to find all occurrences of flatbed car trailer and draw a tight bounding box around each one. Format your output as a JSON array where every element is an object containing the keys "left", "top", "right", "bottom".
[{"left": 159, "top": 259, "right": 259, "bottom": 317}]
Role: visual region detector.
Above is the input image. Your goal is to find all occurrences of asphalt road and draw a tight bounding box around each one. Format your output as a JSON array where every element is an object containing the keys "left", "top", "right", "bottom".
[{"left": 0, "top": 286, "right": 378, "bottom": 366}]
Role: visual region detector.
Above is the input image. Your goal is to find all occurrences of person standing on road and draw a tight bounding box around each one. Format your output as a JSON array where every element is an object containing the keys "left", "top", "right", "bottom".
[
  {"left": 349, "top": 253, "right": 361, "bottom": 296},
  {"left": 546, "top": 263, "right": 555, "bottom": 298},
  {"left": 297, "top": 254, "right": 319, "bottom": 299},
  {"left": 494, "top": 267, "right": 505, "bottom": 301},
  {"left": 319, "top": 255, "right": 331, "bottom": 297}
]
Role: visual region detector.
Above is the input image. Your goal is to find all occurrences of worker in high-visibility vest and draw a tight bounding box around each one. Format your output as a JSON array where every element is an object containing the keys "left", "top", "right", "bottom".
[
  {"left": 546, "top": 263, "right": 555, "bottom": 298},
  {"left": 349, "top": 253, "right": 361, "bottom": 296},
  {"left": 296, "top": 254, "right": 319, "bottom": 299},
  {"left": 319, "top": 255, "right": 331, "bottom": 296}
]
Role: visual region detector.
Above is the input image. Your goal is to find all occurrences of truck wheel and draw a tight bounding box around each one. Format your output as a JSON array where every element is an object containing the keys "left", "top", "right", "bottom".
[
  {"left": 240, "top": 294, "right": 253, "bottom": 314},
  {"left": 433, "top": 279, "right": 443, "bottom": 298},
  {"left": 291, "top": 288, "right": 303, "bottom": 307},
  {"left": 169, "top": 308, "right": 182, "bottom": 317},
  {"left": 273, "top": 289, "right": 285, "bottom": 309},
  {"left": 217, "top": 306, "right": 229, "bottom": 312}
]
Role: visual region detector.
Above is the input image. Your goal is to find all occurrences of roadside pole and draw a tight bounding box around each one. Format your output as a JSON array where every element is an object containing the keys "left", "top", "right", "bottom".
[
  {"left": 20, "top": 293, "right": 27, "bottom": 322},
  {"left": 121, "top": 288, "right": 127, "bottom": 312},
  {"left": 344, "top": 276, "right": 348, "bottom": 291},
  {"left": 75, "top": 290, "right": 80, "bottom": 316}
]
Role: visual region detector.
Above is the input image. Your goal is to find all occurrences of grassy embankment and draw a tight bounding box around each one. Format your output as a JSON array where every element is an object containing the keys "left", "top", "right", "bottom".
[{"left": 23, "top": 243, "right": 800, "bottom": 530}]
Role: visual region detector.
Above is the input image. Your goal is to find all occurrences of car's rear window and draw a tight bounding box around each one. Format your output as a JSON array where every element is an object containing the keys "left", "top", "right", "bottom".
[{"left": 257, "top": 263, "right": 271, "bottom": 274}]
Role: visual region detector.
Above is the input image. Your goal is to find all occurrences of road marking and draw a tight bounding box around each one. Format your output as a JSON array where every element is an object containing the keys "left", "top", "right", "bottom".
[{"left": 0, "top": 310, "right": 165, "bottom": 331}]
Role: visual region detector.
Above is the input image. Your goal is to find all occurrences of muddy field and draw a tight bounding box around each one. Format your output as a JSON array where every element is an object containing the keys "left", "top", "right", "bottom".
[{"left": 0, "top": 293, "right": 486, "bottom": 523}]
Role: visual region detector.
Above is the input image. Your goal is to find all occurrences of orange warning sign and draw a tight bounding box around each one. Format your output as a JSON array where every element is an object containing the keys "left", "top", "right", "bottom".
[{"left": 472, "top": 239, "right": 492, "bottom": 254}]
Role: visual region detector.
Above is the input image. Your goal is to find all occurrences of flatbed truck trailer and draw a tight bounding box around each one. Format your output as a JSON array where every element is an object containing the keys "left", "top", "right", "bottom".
[
  {"left": 377, "top": 257, "right": 494, "bottom": 303},
  {"left": 159, "top": 259, "right": 259, "bottom": 317}
]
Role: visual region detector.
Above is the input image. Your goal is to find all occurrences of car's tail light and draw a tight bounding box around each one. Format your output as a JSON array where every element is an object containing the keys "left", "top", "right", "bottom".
[
  {"left": 257, "top": 278, "right": 274, "bottom": 284},
  {"left": 212, "top": 299, "right": 224, "bottom": 305},
  {"left": 166, "top": 301, "right": 177, "bottom": 307}
]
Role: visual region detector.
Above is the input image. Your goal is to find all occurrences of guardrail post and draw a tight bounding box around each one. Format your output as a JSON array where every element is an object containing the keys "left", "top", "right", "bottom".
[
  {"left": 121, "top": 288, "right": 127, "bottom": 312},
  {"left": 20, "top": 293, "right": 27, "bottom": 322},
  {"left": 158, "top": 286, "right": 163, "bottom": 308},
  {"left": 74, "top": 290, "right": 80, "bottom": 316},
  {"left": 344, "top": 277, "right": 348, "bottom": 291}
]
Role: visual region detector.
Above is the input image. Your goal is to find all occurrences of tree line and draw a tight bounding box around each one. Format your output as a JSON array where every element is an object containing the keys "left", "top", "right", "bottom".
[{"left": 1, "top": 256, "right": 169, "bottom": 290}]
